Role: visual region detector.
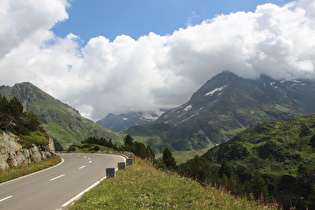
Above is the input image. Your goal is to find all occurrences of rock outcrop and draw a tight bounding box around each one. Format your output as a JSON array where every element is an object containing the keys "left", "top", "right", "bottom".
[{"left": 0, "top": 131, "right": 55, "bottom": 170}]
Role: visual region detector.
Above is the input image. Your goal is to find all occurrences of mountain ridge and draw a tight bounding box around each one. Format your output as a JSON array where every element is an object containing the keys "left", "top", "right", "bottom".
[
  {"left": 0, "top": 82, "right": 118, "bottom": 149},
  {"left": 97, "top": 110, "right": 164, "bottom": 132},
  {"left": 125, "top": 71, "right": 315, "bottom": 152}
]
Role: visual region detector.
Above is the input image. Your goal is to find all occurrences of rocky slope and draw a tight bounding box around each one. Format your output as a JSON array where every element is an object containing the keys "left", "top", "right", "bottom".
[
  {"left": 0, "top": 131, "right": 55, "bottom": 170},
  {"left": 125, "top": 71, "right": 315, "bottom": 152}
]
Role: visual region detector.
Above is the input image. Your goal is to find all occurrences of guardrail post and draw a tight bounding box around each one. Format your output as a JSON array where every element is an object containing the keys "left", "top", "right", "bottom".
[
  {"left": 106, "top": 168, "right": 116, "bottom": 178},
  {"left": 126, "top": 158, "right": 133, "bottom": 166},
  {"left": 118, "top": 162, "right": 126, "bottom": 170}
]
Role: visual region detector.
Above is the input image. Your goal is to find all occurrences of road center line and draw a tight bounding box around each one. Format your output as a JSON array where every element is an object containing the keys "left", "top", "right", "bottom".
[
  {"left": 0, "top": 195, "right": 13, "bottom": 202},
  {"left": 49, "top": 174, "right": 65, "bottom": 181},
  {"left": 78, "top": 165, "right": 86, "bottom": 169}
]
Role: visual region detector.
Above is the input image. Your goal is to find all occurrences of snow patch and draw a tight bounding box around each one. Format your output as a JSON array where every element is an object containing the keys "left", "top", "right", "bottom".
[
  {"left": 142, "top": 111, "right": 164, "bottom": 121},
  {"left": 179, "top": 113, "right": 197, "bottom": 124},
  {"left": 205, "top": 86, "right": 225, "bottom": 96},
  {"left": 280, "top": 79, "right": 301, "bottom": 83},
  {"left": 184, "top": 105, "right": 192, "bottom": 111},
  {"left": 270, "top": 82, "right": 278, "bottom": 89}
]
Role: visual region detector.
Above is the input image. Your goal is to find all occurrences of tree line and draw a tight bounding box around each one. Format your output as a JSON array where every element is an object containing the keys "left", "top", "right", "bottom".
[
  {"left": 179, "top": 155, "right": 315, "bottom": 209},
  {"left": 0, "top": 95, "right": 43, "bottom": 134},
  {"left": 70, "top": 134, "right": 178, "bottom": 172}
]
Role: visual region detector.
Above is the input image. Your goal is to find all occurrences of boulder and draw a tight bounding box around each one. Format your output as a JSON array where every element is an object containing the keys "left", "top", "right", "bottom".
[{"left": 0, "top": 132, "right": 56, "bottom": 170}]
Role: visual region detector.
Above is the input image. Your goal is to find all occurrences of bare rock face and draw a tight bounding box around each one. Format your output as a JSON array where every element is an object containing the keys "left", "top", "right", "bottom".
[{"left": 0, "top": 131, "right": 55, "bottom": 170}]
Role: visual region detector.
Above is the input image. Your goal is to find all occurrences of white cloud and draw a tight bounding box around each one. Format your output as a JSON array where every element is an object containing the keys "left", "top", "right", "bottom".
[
  {"left": 0, "top": 0, "right": 69, "bottom": 58},
  {"left": 0, "top": 0, "right": 315, "bottom": 121}
]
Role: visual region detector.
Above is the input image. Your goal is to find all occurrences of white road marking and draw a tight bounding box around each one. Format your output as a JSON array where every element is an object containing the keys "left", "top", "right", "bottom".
[
  {"left": 78, "top": 165, "right": 86, "bottom": 169},
  {"left": 0, "top": 195, "right": 13, "bottom": 202},
  {"left": 0, "top": 157, "right": 64, "bottom": 187},
  {"left": 49, "top": 174, "right": 65, "bottom": 181},
  {"left": 60, "top": 155, "right": 127, "bottom": 209},
  {"left": 89, "top": 161, "right": 92, "bottom": 163},
  {"left": 61, "top": 176, "right": 107, "bottom": 208},
  {"left": 83, "top": 156, "right": 87, "bottom": 158}
]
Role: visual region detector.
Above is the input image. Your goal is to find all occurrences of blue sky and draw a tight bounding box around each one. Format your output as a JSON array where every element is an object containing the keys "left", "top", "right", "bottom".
[{"left": 53, "top": 0, "right": 292, "bottom": 42}]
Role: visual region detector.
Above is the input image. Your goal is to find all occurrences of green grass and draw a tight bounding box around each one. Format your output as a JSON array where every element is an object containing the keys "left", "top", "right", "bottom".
[
  {"left": 0, "top": 155, "right": 62, "bottom": 183},
  {"left": 219, "top": 127, "right": 246, "bottom": 136},
  {"left": 21, "top": 131, "right": 49, "bottom": 148},
  {"left": 70, "top": 158, "right": 279, "bottom": 210},
  {"left": 156, "top": 148, "right": 212, "bottom": 165},
  {"left": 46, "top": 122, "right": 87, "bottom": 149}
]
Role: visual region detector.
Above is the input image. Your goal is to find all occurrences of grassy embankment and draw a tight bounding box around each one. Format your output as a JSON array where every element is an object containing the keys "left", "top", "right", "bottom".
[
  {"left": 0, "top": 155, "right": 62, "bottom": 183},
  {"left": 70, "top": 157, "right": 279, "bottom": 210}
]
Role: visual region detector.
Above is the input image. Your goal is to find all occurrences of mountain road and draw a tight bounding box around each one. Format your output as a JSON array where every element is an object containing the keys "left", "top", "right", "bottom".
[{"left": 0, "top": 153, "right": 125, "bottom": 210}]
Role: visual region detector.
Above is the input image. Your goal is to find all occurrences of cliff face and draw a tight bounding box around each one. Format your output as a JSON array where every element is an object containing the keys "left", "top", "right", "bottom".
[{"left": 0, "top": 131, "right": 55, "bottom": 170}]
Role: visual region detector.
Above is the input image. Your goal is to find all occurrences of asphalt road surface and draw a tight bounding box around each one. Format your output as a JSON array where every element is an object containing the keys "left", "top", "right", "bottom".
[{"left": 0, "top": 153, "right": 125, "bottom": 210}]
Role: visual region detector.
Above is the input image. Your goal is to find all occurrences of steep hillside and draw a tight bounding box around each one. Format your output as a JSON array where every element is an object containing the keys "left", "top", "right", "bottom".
[
  {"left": 0, "top": 82, "right": 117, "bottom": 149},
  {"left": 125, "top": 72, "right": 315, "bottom": 152},
  {"left": 203, "top": 114, "right": 315, "bottom": 209}
]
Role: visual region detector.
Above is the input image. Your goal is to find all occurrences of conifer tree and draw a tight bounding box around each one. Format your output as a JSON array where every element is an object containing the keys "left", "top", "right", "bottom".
[
  {"left": 162, "top": 147, "right": 177, "bottom": 171},
  {"left": 182, "top": 155, "right": 212, "bottom": 184},
  {"left": 218, "top": 158, "right": 233, "bottom": 179},
  {"left": 305, "top": 185, "right": 315, "bottom": 209},
  {"left": 123, "top": 134, "right": 135, "bottom": 152},
  {"left": 251, "top": 171, "right": 269, "bottom": 201}
]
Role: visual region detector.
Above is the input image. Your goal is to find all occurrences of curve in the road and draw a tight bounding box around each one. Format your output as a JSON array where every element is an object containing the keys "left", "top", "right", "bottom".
[{"left": 0, "top": 153, "right": 125, "bottom": 210}]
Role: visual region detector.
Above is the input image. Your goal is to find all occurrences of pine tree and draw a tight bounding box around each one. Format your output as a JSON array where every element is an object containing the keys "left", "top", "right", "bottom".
[
  {"left": 182, "top": 155, "right": 212, "bottom": 184},
  {"left": 305, "top": 185, "right": 315, "bottom": 209},
  {"left": 218, "top": 158, "right": 233, "bottom": 179},
  {"left": 251, "top": 171, "right": 269, "bottom": 202},
  {"left": 162, "top": 147, "right": 177, "bottom": 171},
  {"left": 8, "top": 97, "right": 23, "bottom": 118},
  {"left": 146, "top": 146, "right": 155, "bottom": 162},
  {"left": 123, "top": 134, "right": 135, "bottom": 152}
]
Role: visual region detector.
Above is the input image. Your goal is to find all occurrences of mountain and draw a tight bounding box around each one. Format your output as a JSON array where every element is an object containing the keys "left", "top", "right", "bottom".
[
  {"left": 0, "top": 82, "right": 117, "bottom": 150},
  {"left": 202, "top": 113, "right": 315, "bottom": 209},
  {"left": 125, "top": 71, "right": 315, "bottom": 152},
  {"left": 97, "top": 111, "right": 165, "bottom": 132}
]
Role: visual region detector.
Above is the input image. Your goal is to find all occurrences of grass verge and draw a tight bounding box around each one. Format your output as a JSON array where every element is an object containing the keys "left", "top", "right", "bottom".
[
  {"left": 70, "top": 158, "right": 279, "bottom": 209},
  {"left": 0, "top": 155, "right": 62, "bottom": 183}
]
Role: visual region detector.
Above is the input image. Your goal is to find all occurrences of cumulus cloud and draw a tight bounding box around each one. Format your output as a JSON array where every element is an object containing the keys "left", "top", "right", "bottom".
[
  {"left": 0, "top": 0, "right": 69, "bottom": 58},
  {"left": 0, "top": 0, "right": 315, "bottom": 120}
]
